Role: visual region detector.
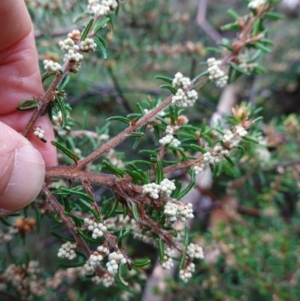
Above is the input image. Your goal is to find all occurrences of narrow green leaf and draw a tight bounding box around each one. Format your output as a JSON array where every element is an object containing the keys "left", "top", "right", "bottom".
[
  {"left": 56, "top": 187, "right": 94, "bottom": 202},
  {"left": 81, "top": 18, "right": 94, "bottom": 41},
  {"left": 253, "top": 65, "right": 266, "bottom": 74},
  {"left": 260, "top": 38, "right": 274, "bottom": 46},
  {"left": 51, "top": 141, "right": 79, "bottom": 161},
  {"left": 42, "top": 72, "right": 55, "bottom": 83},
  {"left": 77, "top": 199, "right": 101, "bottom": 222},
  {"left": 108, "top": 14, "right": 114, "bottom": 32},
  {"left": 242, "top": 136, "right": 259, "bottom": 144},
  {"left": 74, "top": 12, "right": 90, "bottom": 23},
  {"left": 205, "top": 47, "right": 223, "bottom": 54},
  {"left": 252, "top": 116, "right": 263, "bottom": 123},
  {"left": 104, "top": 198, "right": 118, "bottom": 219},
  {"left": 131, "top": 258, "right": 151, "bottom": 267},
  {"left": 17, "top": 99, "right": 39, "bottom": 111},
  {"left": 253, "top": 19, "right": 262, "bottom": 36},
  {"left": 224, "top": 155, "right": 235, "bottom": 166},
  {"left": 103, "top": 160, "right": 125, "bottom": 177},
  {"left": 94, "top": 36, "right": 107, "bottom": 59},
  {"left": 202, "top": 135, "right": 214, "bottom": 147},
  {"left": 58, "top": 74, "right": 70, "bottom": 90},
  {"left": 221, "top": 22, "right": 240, "bottom": 31},
  {"left": 51, "top": 231, "right": 74, "bottom": 242},
  {"left": 255, "top": 42, "right": 271, "bottom": 53},
  {"left": 132, "top": 203, "right": 140, "bottom": 222},
  {"left": 117, "top": 264, "right": 128, "bottom": 287},
  {"left": 54, "top": 96, "right": 71, "bottom": 128},
  {"left": 59, "top": 260, "right": 86, "bottom": 268},
  {"left": 263, "top": 11, "right": 284, "bottom": 20},
  {"left": 130, "top": 160, "right": 152, "bottom": 167},
  {"left": 155, "top": 75, "right": 173, "bottom": 84},
  {"left": 227, "top": 8, "right": 241, "bottom": 20},
  {"left": 139, "top": 149, "right": 158, "bottom": 156},
  {"left": 177, "top": 170, "right": 195, "bottom": 199},
  {"left": 158, "top": 239, "right": 164, "bottom": 263},
  {"left": 179, "top": 245, "right": 187, "bottom": 270},
  {"left": 93, "top": 17, "right": 110, "bottom": 34},
  {"left": 192, "top": 70, "right": 209, "bottom": 83},
  {"left": 159, "top": 84, "right": 177, "bottom": 94},
  {"left": 130, "top": 132, "right": 145, "bottom": 138},
  {"left": 155, "top": 160, "right": 164, "bottom": 184},
  {"left": 230, "top": 62, "right": 250, "bottom": 75},
  {"left": 247, "top": 50, "right": 261, "bottom": 63},
  {"left": 64, "top": 212, "right": 83, "bottom": 227},
  {"left": 77, "top": 229, "right": 105, "bottom": 243},
  {"left": 0, "top": 218, "right": 13, "bottom": 227},
  {"left": 106, "top": 116, "right": 130, "bottom": 124},
  {"left": 190, "top": 144, "right": 207, "bottom": 154},
  {"left": 184, "top": 226, "right": 189, "bottom": 246}
]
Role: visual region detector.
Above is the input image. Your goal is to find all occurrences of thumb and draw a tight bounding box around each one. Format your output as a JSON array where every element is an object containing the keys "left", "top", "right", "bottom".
[{"left": 0, "top": 122, "right": 45, "bottom": 216}]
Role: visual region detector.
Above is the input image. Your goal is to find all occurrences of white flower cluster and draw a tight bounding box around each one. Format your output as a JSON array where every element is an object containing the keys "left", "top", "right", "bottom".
[
  {"left": 57, "top": 241, "right": 77, "bottom": 260},
  {"left": 84, "top": 218, "right": 107, "bottom": 239},
  {"left": 92, "top": 273, "right": 115, "bottom": 287},
  {"left": 164, "top": 201, "right": 194, "bottom": 224},
  {"left": 172, "top": 89, "right": 198, "bottom": 108},
  {"left": 171, "top": 73, "right": 198, "bottom": 107},
  {"left": 143, "top": 178, "right": 176, "bottom": 199},
  {"left": 83, "top": 261, "right": 96, "bottom": 275},
  {"left": 248, "top": 0, "right": 267, "bottom": 9},
  {"left": 64, "top": 49, "right": 84, "bottom": 73},
  {"left": 59, "top": 38, "right": 79, "bottom": 52},
  {"left": 34, "top": 126, "right": 45, "bottom": 139},
  {"left": 80, "top": 38, "right": 97, "bottom": 52},
  {"left": 43, "top": 59, "right": 62, "bottom": 73},
  {"left": 194, "top": 125, "right": 248, "bottom": 175},
  {"left": 194, "top": 149, "right": 223, "bottom": 175},
  {"left": 87, "top": 0, "right": 118, "bottom": 17},
  {"left": 106, "top": 251, "right": 127, "bottom": 275},
  {"left": 172, "top": 72, "right": 191, "bottom": 89},
  {"left": 207, "top": 57, "right": 228, "bottom": 88},
  {"left": 187, "top": 243, "right": 204, "bottom": 259},
  {"left": 89, "top": 244, "right": 110, "bottom": 266},
  {"left": 3, "top": 261, "right": 45, "bottom": 297},
  {"left": 161, "top": 247, "right": 174, "bottom": 270},
  {"left": 179, "top": 262, "right": 195, "bottom": 282},
  {"left": 159, "top": 134, "right": 181, "bottom": 148}
]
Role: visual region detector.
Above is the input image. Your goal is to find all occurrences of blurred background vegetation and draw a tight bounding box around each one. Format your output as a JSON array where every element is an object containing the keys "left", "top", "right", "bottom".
[{"left": 1, "top": 0, "right": 300, "bottom": 300}]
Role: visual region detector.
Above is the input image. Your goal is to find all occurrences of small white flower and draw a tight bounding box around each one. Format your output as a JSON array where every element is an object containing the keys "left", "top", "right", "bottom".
[
  {"left": 248, "top": 0, "right": 267, "bottom": 9},
  {"left": 59, "top": 38, "right": 79, "bottom": 52},
  {"left": 187, "top": 243, "right": 204, "bottom": 259},
  {"left": 34, "top": 126, "right": 45, "bottom": 139},
  {"left": 207, "top": 57, "right": 228, "bottom": 88},
  {"left": 57, "top": 241, "right": 77, "bottom": 260},
  {"left": 80, "top": 38, "right": 97, "bottom": 52},
  {"left": 43, "top": 59, "right": 62, "bottom": 73},
  {"left": 106, "top": 252, "right": 126, "bottom": 275},
  {"left": 179, "top": 262, "right": 195, "bottom": 282},
  {"left": 142, "top": 183, "right": 161, "bottom": 199},
  {"left": 160, "top": 178, "right": 176, "bottom": 197},
  {"left": 172, "top": 72, "right": 191, "bottom": 89}
]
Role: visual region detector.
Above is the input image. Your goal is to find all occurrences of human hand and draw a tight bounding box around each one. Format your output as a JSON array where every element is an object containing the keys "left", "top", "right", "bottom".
[{"left": 0, "top": 0, "right": 57, "bottom": 215}]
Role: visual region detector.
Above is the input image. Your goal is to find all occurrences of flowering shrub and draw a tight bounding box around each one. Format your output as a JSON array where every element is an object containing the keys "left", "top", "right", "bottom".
[{"left": 1, "top": 0, "right": 300, "bottom": 300}]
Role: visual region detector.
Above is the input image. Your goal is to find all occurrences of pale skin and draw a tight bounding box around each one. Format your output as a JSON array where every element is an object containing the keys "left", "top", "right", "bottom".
[{"left": 0, "top": 0, "right": 56, "bottom": 213}]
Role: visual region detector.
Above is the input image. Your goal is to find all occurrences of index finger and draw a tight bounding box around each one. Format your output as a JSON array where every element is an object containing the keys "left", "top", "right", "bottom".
[{"left": 0, "top": 0, "right": 57, "bottom": 166}]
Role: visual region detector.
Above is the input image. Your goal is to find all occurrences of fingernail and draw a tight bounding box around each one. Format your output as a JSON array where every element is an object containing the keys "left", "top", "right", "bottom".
[{"left": 0, "top": 145, "right": 45, "bottom": 212}]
